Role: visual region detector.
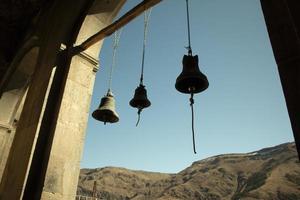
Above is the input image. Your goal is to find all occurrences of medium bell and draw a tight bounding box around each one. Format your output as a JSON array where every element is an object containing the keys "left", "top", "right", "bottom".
[
  {"left": 130, "top": 84, "right": 151, "bottom": 109},
  {"left": 175, "top": 54, "right": 209, "bottom": 94},
  {"left": 92, "top": 90, "right": 119, "bottom": 124}
]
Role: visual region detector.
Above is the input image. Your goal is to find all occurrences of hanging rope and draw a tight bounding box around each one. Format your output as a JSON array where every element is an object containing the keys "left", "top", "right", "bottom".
[
  {"left": 136, "top": 108, "right": 142, "bottom": 127},
  {"left": 134, "top": 8, "right": 152, "bottom": 127},
  {"left": 185, "top": 0, "right": 192, "bottom": 55},
  {"left": 190, "top": 93, "right": 196, "bottom": 154},
  {"left": 140, "top": 8, "right": 152, "bottom": 85},
  {"left": 186, "top": 0, "right": 196, "bottom": 154},
  {"left": 108, "top": 28, "right": 123, "bottom": 91}
]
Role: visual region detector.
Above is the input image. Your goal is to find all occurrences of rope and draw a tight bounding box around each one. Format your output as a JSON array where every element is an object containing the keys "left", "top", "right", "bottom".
[
  {"left": 190, "top": 93, "right": 196, "bottom": 154},
  {"left": 136, "top": 109, "right": 142, "bottom": 127},
  {"left": 108, "top": 28, "right": 122, "bottom": 90},
  {"left": 185, "top": 0, "right": 192, "bottom": 55},
  {"left": 133, "top": 9, "right": 152, "bottom": 127},
  {"left": 140, "top": 8, "right": 152, "bottom": 85}
]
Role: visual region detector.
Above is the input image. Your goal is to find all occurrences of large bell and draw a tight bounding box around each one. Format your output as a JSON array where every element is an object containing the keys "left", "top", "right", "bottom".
[
  {"left": 92, "top": 90, "right": 119, "bottom": 124},
  {"left": 130, "top": 84, "right": 151, "bottom": 109},
  {"left": 175, "top": 54, "right": 209, "bottom": 94}
]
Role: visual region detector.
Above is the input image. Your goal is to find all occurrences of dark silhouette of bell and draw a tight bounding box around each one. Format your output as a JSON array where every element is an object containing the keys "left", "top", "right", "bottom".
[
  {"left": 130, "top": 84, "right": 151, "bottom": 109},
  {"left": 175, "top": 54, "right": 209, "bottom": 94},
  {"left": 92, "top": 90, "right": 119, "bottom": 124}
]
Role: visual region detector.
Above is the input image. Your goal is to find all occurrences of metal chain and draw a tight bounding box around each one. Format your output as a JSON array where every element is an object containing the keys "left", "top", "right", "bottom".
[
  {"left": 108, "top": 28, "right": 123, "bottom": 91},
  {"left": 140, "top": 8, "right": 152, "bottom": 85}
]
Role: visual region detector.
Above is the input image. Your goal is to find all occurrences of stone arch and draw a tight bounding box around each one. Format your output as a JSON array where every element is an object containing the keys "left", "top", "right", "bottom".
[{"left": 0, "top": 37, "right": 40, "bottom": 179}]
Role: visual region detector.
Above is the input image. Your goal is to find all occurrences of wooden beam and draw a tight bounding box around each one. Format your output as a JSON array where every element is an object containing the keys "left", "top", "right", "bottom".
[{"left": 78, "top": 0, "right": 163, "bottom": 51}]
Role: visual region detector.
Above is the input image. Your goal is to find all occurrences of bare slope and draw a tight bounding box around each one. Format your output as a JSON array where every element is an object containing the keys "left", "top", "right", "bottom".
[{"left": 77, "top": 143, "right": 300, "bottom": 200}]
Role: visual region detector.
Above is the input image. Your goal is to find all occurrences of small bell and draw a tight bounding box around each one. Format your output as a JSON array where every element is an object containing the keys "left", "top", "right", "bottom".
[
  {"left": 130, "top": 84, "right": 151, "bottom": 109},
  {"left": 130, "top": 84, "right": 151, "bottom": 126},
  {"left": 175, "top": 54, "right": 209, "bottom": 154},
  {"left": 92, "top": 90, "right": 119, "bottom": 124},
  {"left": 175, "top": 54, "right": 209, "bottom": 94}
]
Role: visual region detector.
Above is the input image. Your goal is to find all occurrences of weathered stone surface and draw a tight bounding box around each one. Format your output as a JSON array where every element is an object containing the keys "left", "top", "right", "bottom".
[
  {"left": 0, "top": 88, "right": 27, "bottom": 180},
  {"left": 41, "top": 2, "right": 126, "bottom": 199}
]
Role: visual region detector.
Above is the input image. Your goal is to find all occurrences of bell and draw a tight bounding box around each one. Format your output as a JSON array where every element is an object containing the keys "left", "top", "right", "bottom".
[
  {"left": 130, "top": 84, "right": 151, "bottom": 109},
  {"left": 92, "top": 90, "right": 119, "bottom": 124},
  {"left": 175, "top": 54, "right": 209, "bottom": 94}
]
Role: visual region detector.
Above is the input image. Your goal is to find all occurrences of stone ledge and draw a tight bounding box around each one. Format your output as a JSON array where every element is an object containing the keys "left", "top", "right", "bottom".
[
  {"left": 77, "top": 51, "right": 99, "bottom": 72},
  {"left": 0, "top": 122, "right": 12, "bottom": 133},
  {"left": 60, "top": 45, "right": 99, "bottom": 72}
]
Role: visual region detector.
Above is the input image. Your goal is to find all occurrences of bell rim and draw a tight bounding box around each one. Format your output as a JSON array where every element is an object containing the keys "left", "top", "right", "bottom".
[
  {"left": 129, "top": 99, "right": 151, "bottom": 109},
  {"left": 175, "top": 79, "right": 209, "bottom": 94},
  {"left": 92, "top": 109, "right": 119, "bottom": 123}
]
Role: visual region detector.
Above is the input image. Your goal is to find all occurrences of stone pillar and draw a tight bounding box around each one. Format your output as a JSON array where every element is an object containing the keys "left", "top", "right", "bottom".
[
  {"left": 40, "top": 1, "right": 126, "bottom": 199},
  {"left": 261, "top": 0, "right": 300, "bottom": 159},
  {"left": 40, "top": 51, "right": 98, "bottom": 200}
]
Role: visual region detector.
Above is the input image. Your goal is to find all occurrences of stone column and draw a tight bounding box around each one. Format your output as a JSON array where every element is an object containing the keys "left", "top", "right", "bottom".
[
  {"left": 40, "top": 51, "right": 98, "bottom": 200},
  {"left": 40, "top": 1, "right": 126, "bottom": 199},
  {"left": 261, "top": 0, "right": 300, "bottom": 159}
]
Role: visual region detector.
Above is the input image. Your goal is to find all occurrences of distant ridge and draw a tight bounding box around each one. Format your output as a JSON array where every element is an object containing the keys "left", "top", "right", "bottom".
[{"left": 77, "top": 142, "right": 300, "bottom": 200}]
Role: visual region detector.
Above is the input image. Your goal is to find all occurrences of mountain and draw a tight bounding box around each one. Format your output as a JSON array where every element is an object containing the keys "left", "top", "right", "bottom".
[{"left": 77, "top": 142, "right": 300, "bottom": 200}]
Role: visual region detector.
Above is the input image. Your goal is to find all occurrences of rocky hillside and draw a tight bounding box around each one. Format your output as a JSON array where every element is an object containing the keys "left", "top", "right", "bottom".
[{"left": 77, "top": 142, "right": 300, "bottom": 200}]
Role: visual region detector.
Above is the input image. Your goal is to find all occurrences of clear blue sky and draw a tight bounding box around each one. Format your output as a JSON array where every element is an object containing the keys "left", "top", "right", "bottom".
[{"left": 80, "top": 0, "right": 294, "bottom": 173}]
